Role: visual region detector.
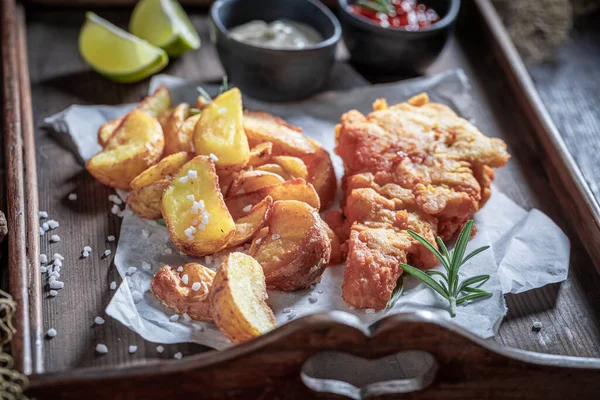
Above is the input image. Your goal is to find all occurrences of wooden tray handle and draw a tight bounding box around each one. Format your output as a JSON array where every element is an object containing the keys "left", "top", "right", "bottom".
[{"left": 26, "top": 311, "right": 600, "bottom": 399}]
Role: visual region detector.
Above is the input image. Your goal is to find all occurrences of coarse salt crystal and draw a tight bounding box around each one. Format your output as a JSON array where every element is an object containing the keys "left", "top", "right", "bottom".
[
  {"left": 84, "top": 246, "right": 92, "bottom": 252},
  {"left": 53, "top": 253, "right": 64, "bottom": 261},
  {"left": 128, "top": 345, "right": 138, "bottom": 354},
  {"left": 163, "top": 248, "right": 172, "bottom": 255},
  {"left": 109, "top": 281, "right": 117, "bottom": 290},
  {"left": 308, "top": 296, "right": 318, "bottom": 304},
  {"left": 39, "top": 211, "right": 48, "bottom": 219},
  {"left": 42, "top": 222, "right": 50, "bottom": 231},
  {"left": 209, "top": 153, "right": 219, "bottom": 162},
  {"left": 68, "top": 193, "right": 77, "bottom": 201},
  {"left": 182, "top": 274, "right": 189, "bottom": 284},
  {"left": 96, "top": 344, "right": 108, "bottom": 354},
  {"left": 187, "top": 169, "right": 198, "bottom": 179},
  {"left": 51, "top": 235, "right": 60, "bottom": 242},
  {"left": 40, "top": 266, "right": 47, "bottom": 273},
  {"left": 282, "top": 308, "right": 291, "bottom": 314},
  {"left": 47, "top": 328, "right": 57, "bottom": 338},
  {"left": 117, "top": 208, "right": 133, "bottom": 218},
  {"left": 365, "top": 308, "right": 376, "bottom": 314},
  {"left": 94, "top": 316, "right": 105, "bottom": 325},
  {"left": 271, "top": 234, "right": 281, "bottom": 240},
  {"left": 179, "top": 176, "right": 189, "bottom": 183},
  {"left": 191, "top": 282, "right": 201, "bottom": 291},
  {"left": 287, "top": 312, "right": 297, "bottom": 321},
  {"left": 156, "top": 345, "right": 165, "bottom": 353},
  {"left": 142, "top": 229, "right": 150, "bottom": 238},
  {"left": 182, "top": 313, "right": 192, "bottom": 323},
  {"left": 107, "top": 235, "right": 115, "bottom": 242},
  {"left": 132, "top": 291, "right": 143, "bottom": 303},
  {"left": 49, "top": 280, "right": 64, "bottom": 289},
  {"left": 54, "top": 259, "right": 63, "bottom": 267},
  {"left": 49, "top": 271, "right": 60, "bottom": 279},
  {"left": 255, "top": 238, "right": 262, "bottom": 245},
  {"left": 242, "top": 204, "right": 252, "bottom": 213},
  {"left": 49, "top": 276, "right": 56, "bottom": 283},
  {"left": 104, "top": 249, "right": 112, "bottom": 257},
  {"left": 47, "top": 220, "right": 59, "bottom": 229},
  {"left": 176, "top": 266, "right": 184, "bottom": 272},
  {"left": 237, "top": 189, "right": 245, "bottom": 195},
  {"left": 108, "top": 194, "right": 122, "bottom": 205},
  {"left": 111, "top": 205, "right": 120, "bottom": 215},
  {"left": 186, "top": 194, "right": 195, "bottom": 201},
  {"left": 174, "top": 352, "right": 183, "bottom": 360},
  {"left": 49, "top": 290, "right": 58, "bottom": 297},
  {"left": 82, "top": 250, "right": 89, "bottom": 258},
  {"left": 169, "top": 314, "right": 179, "bottom": 322},
  {"left": 218, "top": 107, "right": 227, "bottom": 114},
  {"left": 126, "top": 266, "right": 137, "bottom": 275},
  {"left": 40, "top": 254, "right": 48, "bottom": 264},
  {"left": 532, "top": 321, "right": 543, "bottom": 332},
  {"left": 192, "top": 322, "right": 204, "bottom": 331},
  {"left": 142, "top": 261, "right": 151, "bottom": 271}
]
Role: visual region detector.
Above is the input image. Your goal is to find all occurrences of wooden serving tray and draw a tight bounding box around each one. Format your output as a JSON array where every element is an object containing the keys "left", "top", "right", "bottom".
[{"left": 2, "top": 0, "right": 600, "bottom": 398}]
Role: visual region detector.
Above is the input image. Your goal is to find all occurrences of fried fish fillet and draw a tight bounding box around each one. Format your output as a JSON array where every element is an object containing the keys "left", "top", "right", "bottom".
[{"left": 334, "top": 93, "right": 510, "bottom": 309}]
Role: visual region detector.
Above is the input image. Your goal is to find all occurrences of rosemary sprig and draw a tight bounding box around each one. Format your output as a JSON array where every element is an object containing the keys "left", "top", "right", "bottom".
[
  {"left": 189, "top": 107, "right": 202, "bottom": 115},
  {"left": 396, "top": 220, "right": 492, "bottom": 317},
  {"left": 357, "top": 0, "right": 393, "bottom": 14},
  {"left": 218, "top": 75, "right": 229, "bottom": 95},
  {"left": 196, "top": 85, "right": 212, "bottom": 104}
]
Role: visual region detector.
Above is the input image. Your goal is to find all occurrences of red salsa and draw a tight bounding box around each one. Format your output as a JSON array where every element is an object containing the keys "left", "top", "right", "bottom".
[{"left": 349, "top": 0, "right": 440, "bottom": 30}]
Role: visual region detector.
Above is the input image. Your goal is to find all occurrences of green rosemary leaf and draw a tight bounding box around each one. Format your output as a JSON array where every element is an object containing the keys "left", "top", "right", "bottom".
[
  {"left": 461, "top": 286, "right": 489, "bottom": 294},
  {"left": 189, "top": 107, "right": 201, "bottom": 115},
  {"left": 458, "top": 274, "right": 490, "bottom": 293},
  {"left": 436, "top": 236, "right": 451, "bottom": 263},
  {"left": 196, "top": 86, "right": 212, "bottom": 103},
  {"left": 218, "top": 75, "right": 229, "bottom": 95},
  {"left": 356, "top": 0, "right": 388, "bottom": 13},
  {"left": 156, "top": 219, "right": 167, "bottom": 227},
  {"left": 386, "top": 276, "right": 404, "bottom": 309},
  {"left": 407, "top": 230, "right": 450, "bottom": 271},
  {"left": 461, "top": 245, "right": 490, "bottom": 267},
  {"left": 450, "top": 220, "right": 474, "bottom": 272},
  {"left": 425, "top": 270, "right": 446, "bottom": 278},
  {"left": 456, "top": 291, "right": 492, "bottom": 305},
  {"left": 401, "top": 263, "right": 449, "bottom": 299}
]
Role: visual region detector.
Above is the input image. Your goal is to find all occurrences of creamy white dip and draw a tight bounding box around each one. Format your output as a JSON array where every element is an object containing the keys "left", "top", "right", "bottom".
[{"left": 230, "top": 19, "right": 323, "bottom": 49}]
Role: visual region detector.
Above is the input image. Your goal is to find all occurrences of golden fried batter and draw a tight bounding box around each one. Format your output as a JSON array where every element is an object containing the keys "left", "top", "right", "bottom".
[{"left": 335, "top": 93, "right": 510, "bottom": 309}]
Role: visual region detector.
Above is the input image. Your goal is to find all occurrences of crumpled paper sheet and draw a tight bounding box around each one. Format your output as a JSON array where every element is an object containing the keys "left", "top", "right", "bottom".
[{"left": 43, "top": 69, "right": 570, "bottom": 349}]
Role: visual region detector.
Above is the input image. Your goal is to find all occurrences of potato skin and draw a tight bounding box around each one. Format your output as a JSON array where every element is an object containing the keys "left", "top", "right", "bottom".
[
  {"left": 249, "top": 200, "right": 331, "bottom": 291},
  {"left": 151, "top": 264, "right": 214, "bottom": 321},
  {"left": 128, "top": 179, "right": 170, "bottom": 219},
  {"left": 210, "top": 252, "right": 275, "bottom": 343}
]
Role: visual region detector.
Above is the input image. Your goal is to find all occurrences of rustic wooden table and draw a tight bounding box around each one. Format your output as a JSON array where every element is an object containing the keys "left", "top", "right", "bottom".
[{"left": 9, "top": 5, "right": 600, "bottom": 373}]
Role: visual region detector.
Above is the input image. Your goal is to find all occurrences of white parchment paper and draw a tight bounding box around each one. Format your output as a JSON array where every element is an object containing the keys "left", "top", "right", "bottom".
[{"left": 43, "top": 69, "right": 570, "bottom": 348}]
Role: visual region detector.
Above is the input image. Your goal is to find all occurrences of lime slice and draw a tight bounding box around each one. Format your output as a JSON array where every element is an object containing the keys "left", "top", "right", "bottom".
[
  {"left": 130, "top": 0, "right": 201, "bottom": 57},
  {"left": 79, "top": 12, "right": 168, "bottom": 83}
]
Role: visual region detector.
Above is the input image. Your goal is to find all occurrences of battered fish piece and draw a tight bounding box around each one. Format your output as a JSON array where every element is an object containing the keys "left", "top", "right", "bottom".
[{"left": 335, "top": 93, "right": 509, "bottom": 309}]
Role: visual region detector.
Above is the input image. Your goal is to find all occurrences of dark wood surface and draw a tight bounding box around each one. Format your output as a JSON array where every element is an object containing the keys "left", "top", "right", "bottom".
[{"left": 10, "top": 2, "right": 600, "bottom": 376}]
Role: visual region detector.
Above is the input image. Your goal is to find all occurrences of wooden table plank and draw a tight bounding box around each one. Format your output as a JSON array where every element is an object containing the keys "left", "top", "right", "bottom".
[{"left": 19, "top": 7, "right": 600, "bottom": 371}]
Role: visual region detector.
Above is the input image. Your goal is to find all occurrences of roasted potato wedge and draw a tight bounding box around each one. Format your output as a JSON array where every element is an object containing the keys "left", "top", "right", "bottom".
[
  {"left": 249, "top": 200, "right": 331, "bottom": 291},
  {"left": 244, "top": 111, "right": 315, "bottom": 155},
  {"left": 225, "top": 179, "right": 320, "bottom": 219},
  {"left": 86, "top": 110, "right": 164, "bottom": 190},
  {"left": 301, "top": 138, "right": 337, "bottom": 210},
  {"left": 130, "top": 151, "right": 191, "bottom": 190},
  {"left": 128, "top": 179, "right": 170, "bottom": 219},
  {"left": 255, "top": 163, "right": 292, "bottom": 181},
  {"left": 161, "top": 155, "right": 236, "bottom": 256},
  {"left": 210, "top": 252, "right": 276, "bottom": 343},
  {"left": 179, "top": 113, "right": 201, "bottom": 151},
  {"left": 272, "top": 156, "right": 308, "bottom": 180},
  {"left": 227, "top": 170, "right": 284, "bottom": 197},
  {"left": 194, "top": 88, "right": 249, "bottom": 170},
  {"left": 151, "top": 263, "right": 215, "bottom": 321},
  {"left": 98, "top": 85, "right": 171, "bottom": 146},
  {"left": 228, "top": 196, "right": 273, "bottom": 248},
  {"left": 247, "top": 142, "right": 273, "bottom": 167},
  {"left": 163, "top": 103, "right": 192, "bottom": 156}
]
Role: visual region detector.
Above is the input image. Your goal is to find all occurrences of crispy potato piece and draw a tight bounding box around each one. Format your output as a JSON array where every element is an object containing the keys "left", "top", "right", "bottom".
[
  {"left": 86, "top": 110, "right": 164, "bottom": 190},
  {"left": 161, "top": 155, "right": 236, "bottom": 256},
  {"left": 323, "top": 222, "right": 343, "bottom": 264},
  {"left": 244, "top": 111, "right": 315, "bottom": 156},
  {"left": 128, "top": 179, "right": 170, "bottom": 219},
  {"left": 255, "top": 163, "right": 292, "bottom": 180},
  {"left": 249, "top": 200, "right": 331, "bottom": 291},
  {"left": 178, "top": 113, "right": 201, "bottom": 151},
  {"left": 210, "top": 252, "right": 275, "bottom": 343},
  {"left": 227, "top": 170, "right": 284, "bottom": 197},
  {"left": 301, "top": 138, "right": 337, "bottom": 210},
  {"left": 194, "top": 88, "right": 249, "bottom": 170},
  {"left": 272, "top": 156, "right": 308, "bottom": 180},
  {"left": 130, "top": 151, "right": 191, "bottom": 190},
  {"left": 163, "top": 103, "right": 192, "bottom": 156},
  {"left": 226, "top": 179, "right": 320, "bottom": 219},
  {"left": 228, "top": 196, "right": 273, "bottom": 248},
  {"left": 247, "top": 142, "right": 273, "bottom": 167},
  {"left": 98, "top": 85, "right": 172, "bottom": 146},
  {"left": 151, "top": 264, "right": 215, "bottom": 321}
]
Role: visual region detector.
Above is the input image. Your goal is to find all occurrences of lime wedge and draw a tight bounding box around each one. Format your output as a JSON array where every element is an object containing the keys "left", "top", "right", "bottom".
[
  {"left": 79, "top": 12, "right": 168, "bottom": 84},
  {"left": 130, "top": 0, "right": 201, "bottom": 57}
]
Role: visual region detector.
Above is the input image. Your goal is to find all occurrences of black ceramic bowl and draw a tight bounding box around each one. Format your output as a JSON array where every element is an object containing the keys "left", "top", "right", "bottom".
[
  {"left": 338, "top": 0, "right": 460, "bottom": 74},
  {"left": 210, "top": 0, "right": 341, "bottom": 102}
]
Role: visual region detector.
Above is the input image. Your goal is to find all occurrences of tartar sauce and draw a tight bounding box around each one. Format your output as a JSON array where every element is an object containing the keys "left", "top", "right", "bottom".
[{"left": 230, "top": 20, "right": 322, "bottom": 49}]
